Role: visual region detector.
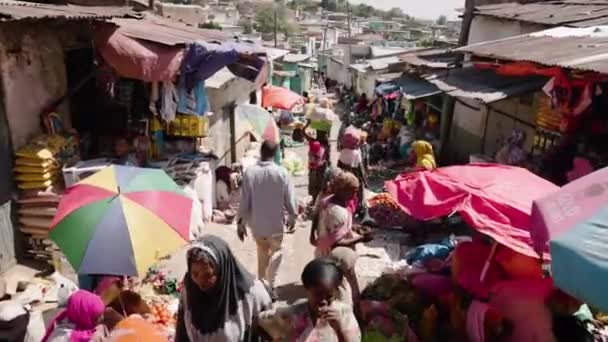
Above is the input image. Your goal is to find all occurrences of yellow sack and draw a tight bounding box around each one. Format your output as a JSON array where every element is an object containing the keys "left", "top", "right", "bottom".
[
  {"left": 15, "top": 134, "right": 66, "bottom": 160},
  {"left": 15, "top": 158, "right": 56, "bottom": 168},
  {"left": 17, "top": 179, "right": 54, "bottom": 190},
  {"left": 14, "top": 165, "right": 57, "bottom": 174},
  {"left": 15, "top": 171, "right": 55, "bottom": 182}
]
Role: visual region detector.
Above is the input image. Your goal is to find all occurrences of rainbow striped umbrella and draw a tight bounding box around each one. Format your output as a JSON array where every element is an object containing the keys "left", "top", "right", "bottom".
[
  {"left": 236, "top": 104, "right": 280, "bottom": 143},
  {"left": 50, "top": 165, "right": 191, "bottom": 276}
]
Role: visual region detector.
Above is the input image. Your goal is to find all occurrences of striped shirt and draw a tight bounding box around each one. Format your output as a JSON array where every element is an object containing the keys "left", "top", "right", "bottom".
[{"left": 237, "top": 161, "right": 297, "bottom": 238}]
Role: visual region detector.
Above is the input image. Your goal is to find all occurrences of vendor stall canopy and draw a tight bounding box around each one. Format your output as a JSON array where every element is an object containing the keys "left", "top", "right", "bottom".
[
  {"left": 0, "top": 0, "right": 138, "bottom": 21},
  {"left": 457, "top": 26, "right": 608, "bottom": 75},
  {"left": 425, "top": 68, "right": 548, "bottom": 103},
  {"left": 397, "top": 75, "right": 441, "bottom": 100}
]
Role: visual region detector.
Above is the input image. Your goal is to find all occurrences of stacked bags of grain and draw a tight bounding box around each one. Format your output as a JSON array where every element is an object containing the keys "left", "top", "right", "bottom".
[{"left": 13, "top": 135, "right": 68, "bottom": 261}]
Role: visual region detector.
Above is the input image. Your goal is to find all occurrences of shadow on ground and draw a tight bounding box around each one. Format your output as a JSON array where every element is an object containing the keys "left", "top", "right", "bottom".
[{"left": 275, "top": 282, "right": 306, "bottom": 305}]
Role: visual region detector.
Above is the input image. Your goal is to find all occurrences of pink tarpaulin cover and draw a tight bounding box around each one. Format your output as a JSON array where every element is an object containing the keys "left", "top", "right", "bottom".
[
  {"left": 385, "top": 163, "right": 558, "bottom": 258},
  {"left": 261, "top": 86, "right": 303, "bottom": 110},
  {"left": 94, "top": 25, "right": 183, "bottom": 82}
]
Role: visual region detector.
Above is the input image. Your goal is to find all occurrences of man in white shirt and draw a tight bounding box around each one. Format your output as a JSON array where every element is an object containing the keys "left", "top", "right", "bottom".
[{"left": 237, "top": 141, "right": 297, "bottom": 299}]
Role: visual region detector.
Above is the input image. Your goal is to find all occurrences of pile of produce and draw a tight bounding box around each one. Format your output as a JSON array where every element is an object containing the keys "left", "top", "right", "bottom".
[
  {"left": 368, "top": 194, "right": 413, "bottom": 228},
  {"left": 145, "top": 267, "right": 180, "bottom": 296},
  {"left": 149, "top": 301, "right": 177, "bottom": 330}
]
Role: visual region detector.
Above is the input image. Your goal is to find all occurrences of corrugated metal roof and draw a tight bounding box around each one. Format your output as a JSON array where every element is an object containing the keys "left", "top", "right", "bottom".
[
  {"left": 282, "top": 53, "right": 310, "bottom": 63},
  {"left": 0, "top": 0, "right": 137, "bottom": 21},
  {"left": 475, "top": 1, "right": 608, "bottom": 27},
  {"left": 111, "top": 14, "right": 228, "bottom": 46},
  {"left": 425, "top": 68, "right": 547, "bottom": 103},
  {"left": 457, "top": 26, "right": 608, "bottom": 74},
  {"left": 398, "top": 74, "right": 441, "bottom": 100},
  {"left": 398, "top": 49, "right": 458, "bottom": 69}
]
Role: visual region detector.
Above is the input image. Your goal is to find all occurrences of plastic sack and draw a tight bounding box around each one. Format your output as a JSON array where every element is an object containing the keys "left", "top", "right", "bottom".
[
  {"left": 342, "top": 126, "right": 361, "bottom": 149},
  {"left": 282, "top": 152, "right": 305, "bottom": 176},
  {"left": 309, "top": 106, "right": 337, "bottom": 123}
]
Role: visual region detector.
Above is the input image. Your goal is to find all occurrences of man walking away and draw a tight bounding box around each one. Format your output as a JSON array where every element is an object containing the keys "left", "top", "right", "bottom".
[{"left": 237, "top": 140, "right": 297, "bottom": 300}]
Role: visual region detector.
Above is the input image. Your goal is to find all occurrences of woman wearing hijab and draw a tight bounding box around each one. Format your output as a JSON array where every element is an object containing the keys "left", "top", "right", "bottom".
[
  {"left": 175, "top": 235, "right": 272, "bottom": 342},
  {"left": 411, "top": 140, "right": 437, "bottom": 170},
  {"left": 42, "top": 290, "right": 107, "bottom": 342}
]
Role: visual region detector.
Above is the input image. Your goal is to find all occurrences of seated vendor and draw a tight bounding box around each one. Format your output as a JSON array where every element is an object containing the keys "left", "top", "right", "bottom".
[{"left": 113, "top": 136, "right": 140, "bottom": 167}]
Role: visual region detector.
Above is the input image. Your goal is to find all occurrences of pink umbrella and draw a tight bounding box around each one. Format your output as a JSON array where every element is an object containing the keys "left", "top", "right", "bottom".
[
  {"left": 385, "top": 163, "right": 558, "bottom": 258},
  {"left": 261, "top": 86, "right": 303, "bottom": 110}
]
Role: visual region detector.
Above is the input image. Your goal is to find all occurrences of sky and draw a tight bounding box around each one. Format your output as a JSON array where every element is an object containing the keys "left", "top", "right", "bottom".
[{"left": 350, "top": 0, "right": 465, "bottom": 20}]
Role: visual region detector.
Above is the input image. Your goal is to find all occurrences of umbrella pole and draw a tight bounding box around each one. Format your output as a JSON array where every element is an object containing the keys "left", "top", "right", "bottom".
[{"left": 480, "top": 242, "right": 498, "bottom": 283}]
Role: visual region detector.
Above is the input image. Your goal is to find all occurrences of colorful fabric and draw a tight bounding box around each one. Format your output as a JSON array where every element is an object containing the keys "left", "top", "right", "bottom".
[
  {"left": 259, "top": 300, "right": 361, "bottom": 342},
  {"left": 488, "top": 279, "right": 555, "bottom": 342},
  {"left": 386, "top": 164, "right": 559, "bottom": 258},
  {"left": 235, "top": 104, "right": 280, "bottom": 144},
  {"left": 177, "top": 236, "right": 272, "bottom": 342},
  {"left": 315, "top": 197, "right": 354, "bottom": 256},
  {"left": 262, "top": 86, "right": 303, "bottom": 110},
  {"left": 42, "top": 290, "right": 105, "bottom": 342},
  {"left": 451, "top": 241, "right": 505, "bottom": 300},
  {"left": 308, "top": 141, "right": 326, "bottom": 170},
  {"left": 466, "top": 300, "right": 489, "bottom": 342},
  {"left": 50, "top": 165, "right": 191, "bottom": 276},
  {"left": 411, "top": 141, "right": 436, "bottom": 170},
  {"left": 178, "top": 76, "right": 208, "bottom": 116},
  {"left": 181, "top": 42, "right": 265, "bottom": 91}
]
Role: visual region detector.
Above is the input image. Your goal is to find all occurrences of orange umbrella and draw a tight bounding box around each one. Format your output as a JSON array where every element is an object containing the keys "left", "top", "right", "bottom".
[
  {"left": 107, "top": 316, "right": 168, "bottom": 342},
  {"left": 261, "top": 85, "right": 303, "bottom": 110}
]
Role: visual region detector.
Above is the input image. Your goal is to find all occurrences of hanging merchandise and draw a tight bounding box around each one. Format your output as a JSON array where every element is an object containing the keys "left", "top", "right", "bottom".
[
  {"left": 402, "top": 98, "right": 414, "bottom": 126},
  {"left": 149, "top": 82, "right": 160, "bottom": 116},
  {"left": 178, "top": 76, "right": 208, "bottom": 116},
  {"left": 542, "top": 72, "right": 593, "bottom": 118},
  {"left": 161, "top": 81, "right": 178, "bottom": 122}
]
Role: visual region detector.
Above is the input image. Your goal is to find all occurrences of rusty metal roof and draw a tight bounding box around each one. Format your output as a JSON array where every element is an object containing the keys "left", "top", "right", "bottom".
[
  {"left": 398, "top": 48, "right": 458, "bottom": 69},
  {"left": 111, "top": 14, "right": 228, "bottom": 46},
  {"left": 425, "top": 68, "right": 547, "bottom": 103},
  {"left": 0, "top": 0, "right": 137, "bottom": 21},
  {"left": 457, "top": 26, "right": 608, "bottom": 74},
  {"left": 475, "top": 1, "right": 608, "bottom": 27}
]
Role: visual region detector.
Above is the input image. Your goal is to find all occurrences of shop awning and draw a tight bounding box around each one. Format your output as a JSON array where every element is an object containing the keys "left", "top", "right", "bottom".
[
  {"left": 425, "top": 68, "right": 548, "bottom": 103},
  {"left": 398, "top": 74, "right": 441, "bottom": 100},
  {"left": 95, "top": 18, "right": 268, "bottom": 83}
]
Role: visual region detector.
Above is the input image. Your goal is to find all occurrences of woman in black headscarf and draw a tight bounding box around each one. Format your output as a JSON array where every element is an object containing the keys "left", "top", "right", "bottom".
[{"left": 175, "top": 235, "right": 272, "bottom": 342}]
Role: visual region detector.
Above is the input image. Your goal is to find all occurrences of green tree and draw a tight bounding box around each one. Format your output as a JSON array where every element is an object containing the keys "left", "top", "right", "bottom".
[
  {"left": 199, "top": 21, "right": 222, "bottom": 30},
  {"left": 320, "top": 0, "right": 337, "bottom": 11},
  {"left": 255, "top": 3, "right": 297, "bottom": 37},
  {"left": 436, "top": 15, "right": 447, "bottom": 25},
  {"left": 353, "top": 3, "right": 373, "bottom": 17},
  {"left": 385, "top": 7, "right": 404, "bottom": 19}
]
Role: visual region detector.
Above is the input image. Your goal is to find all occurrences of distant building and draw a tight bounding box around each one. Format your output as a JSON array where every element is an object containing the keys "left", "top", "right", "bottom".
[{"left": 155, "top": 3, "right": 208, "bottom": 27}]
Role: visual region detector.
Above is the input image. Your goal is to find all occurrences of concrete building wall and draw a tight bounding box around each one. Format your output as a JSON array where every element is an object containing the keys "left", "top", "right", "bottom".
[
  {"left": 468, "top": 16, "right": 547, "bottom": 44},
  {"left": 448, "top": 93, "right": 539, "bottom": 163},
  {"left": 205, "top": 78, "right": 255, "bottom": 165},
  {"left": 156, "top": 3, "right": 209, "bottom": 27},
  {"left": 0, "top": 23, "right": 70, "bottom": 150}
]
